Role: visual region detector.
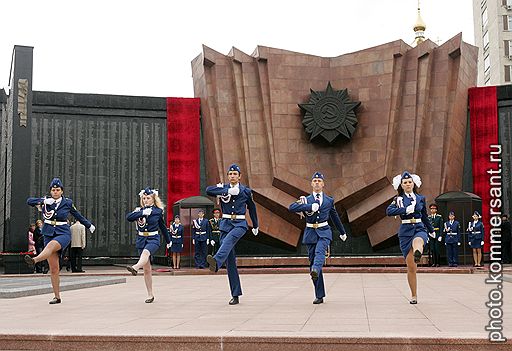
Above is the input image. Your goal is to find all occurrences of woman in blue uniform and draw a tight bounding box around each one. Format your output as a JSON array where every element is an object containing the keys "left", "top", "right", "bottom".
[
  {"left": 126, "top": 187, "right": 171, "bottom": 303},
  {"left": 467, "top": 210, "right": 484, "bottom": 267},
  {"left": 26, "top": 178, "right": 95, "bottom": 304},
  {"left": 386, "top": 171, "right": 434, "bottom": 304},
  {"left": 169, "top": 215, "right": 184, "bottom": 269}
]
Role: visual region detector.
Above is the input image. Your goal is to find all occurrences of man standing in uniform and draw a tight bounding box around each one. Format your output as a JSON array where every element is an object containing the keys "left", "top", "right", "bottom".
[
  {"left": 70, "top": 220, "right": 86, "bottom": 273},
  {"left": 206, "top": 164, "right": 259, "bottom": 305},
  {"left": 192, "top": 210, "right": 208, "bottom": 268},
  {"left": 288, "top": 172, "right": 348, "bottom": 304},
  {"left": 443, "top": 211, "right": 461, "bottom": 267},
  {"left": 501, "top": 214, "right": 511, "bottom": 264},
  {"left": 428, "top": 204, "right": 443, "bottom": 267},
  {"left": 208, "top": 209, "right": 221, "bottom": 256}
]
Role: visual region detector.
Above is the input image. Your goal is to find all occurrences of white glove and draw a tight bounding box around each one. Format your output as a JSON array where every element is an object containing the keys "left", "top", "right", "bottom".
[
  {"left": 89, "top": 224, "right": 96, "bottom": 233},
  {"left": 166, "top": 243, "right": 171, "bottom": 249},
  {"left": 228, "top": 187, "right": 240, "bottom": 196},
  {"left": 311, "top": 203, "right": 320, "bottom": 212},
  {"left": 252, "top": 227, "right": 259, "bottom": 236},
  {"left": 481, "top": 241, "right": 484, "bottom": 246},
  {"left": 438, "top": 236, "right": 442, "bottom": 242},
  {"left": 192, "top": 239, "right": 195, "bottom": 245},
  {"left": 457, "top": 242, "right": 461, "bottom": 246},
  {"left": 44, "top": 198, "right": 55, "bottom": 205},
  {"left": 216, "top": 182, "right": 224, "bottom": 187},
  {"left": 134, "top": 207, "right": 141, "bottom": 211},
  {"left": 428, "top": 232, "right": 435, "bottom": 238},
  {"left": 468, "top": 241, "right": 471, "bottom": 246},
  {"left": 405, "top": 204, "right": 415, "bottom": 214},
  {"left": 340, "top": 234, "right": 347, "bottom": 241},
  {"left": 211, "top": 240, "right": 215, "bottom": 246},
  {"left": 207, "top": 239, "right": 210, "bottom": 245},
  {"left": 142, "top": 208, "right": 152, "bottom": 216}
]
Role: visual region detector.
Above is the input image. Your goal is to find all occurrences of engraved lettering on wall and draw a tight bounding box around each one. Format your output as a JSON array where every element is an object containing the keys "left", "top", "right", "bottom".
[{"left": 18, "top": 79, "right": 28, "bottom": 127}]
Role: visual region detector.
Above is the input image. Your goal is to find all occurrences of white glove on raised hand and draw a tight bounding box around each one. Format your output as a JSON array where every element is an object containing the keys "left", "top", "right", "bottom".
[
  {"left": 405, "top": 204, "right": 415, "bottom": 214},
  {"left": 207, "top": 239, "right": 210, "bottom": 245},
  {"left": 481, "top": 241, "right": 484, "bottom": 246},
  {"left": 44, "top": 198, "right": 55, "bottom": 205},
  {"left": 340, "top": 234, "right": 347, "bottom": 241},
  {"left": 457, "top": 242, "right": 461, "bottom": 246},
  {"left": 311, "top": 203, "right": 320, "bottom": 212},
  {"left": 252, "top": 228, "right": 259, "bottom": 236},
  {"left": 428, "top": 232, "right": 435, "bottom": 238},
  {"left": 211, "top": 240, "right": 215, "bottom": 246},
  {"left": 192, "top": 239, "right": 195, "bottom": 245},
  {"left": 438, "top": 236, "right": 442, "bottom": 242},
  {"left": 89, "top": 224, "right": 96, "bottom": 233},
  {"left": 228, "top": 187, "right": 240, "bottom": 196},
  {"left": 142, "top": 208, "right": 152, "bottom": 216},
  {"left": 216, "top": 182, "right": 224, "bottom": 187},
  {"left": 166, "top": 243, "right": 171, "bottom": 249}
]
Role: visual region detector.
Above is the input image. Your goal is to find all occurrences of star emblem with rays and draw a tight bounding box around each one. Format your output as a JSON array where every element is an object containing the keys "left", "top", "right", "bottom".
[{"left": 298, "top": 82, "right": 361, "bottom": 144}]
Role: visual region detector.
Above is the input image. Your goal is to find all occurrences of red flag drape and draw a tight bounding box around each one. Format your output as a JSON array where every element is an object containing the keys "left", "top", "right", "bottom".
[
  {"left": 166, "top": 97, "right": 201, "bottom": 224},
  {"left": 469, "top": 86, "right": 498, "bottom": 252}
]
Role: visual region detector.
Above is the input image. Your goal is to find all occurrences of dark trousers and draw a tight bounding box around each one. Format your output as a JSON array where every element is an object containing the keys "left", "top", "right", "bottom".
[
  {"left": 306, "top": 237, "right": 330, "bottom": 299},
  {"left": 35, "top": 245, "right": 48, "bottom": 273},
  {"left": 208, "top": 234, "right": 220, "bottom": 256},
  {"left": 446, "top": 243, "right": 458, "bottom": 266},
  {"left": 429, "top": 239, "right": 441, "bottom": 265},
  {"left": 502, "top": 240, "right": 512, "bottom": 264},
  {"left": 70, "top": 247, "right": 83, "bottom": 272},
  {"left": 214, "top": 227, "right": 246, "bottom": 297},
  {"left": 194, "top": 240, "right": 207, "bottom": 268}
]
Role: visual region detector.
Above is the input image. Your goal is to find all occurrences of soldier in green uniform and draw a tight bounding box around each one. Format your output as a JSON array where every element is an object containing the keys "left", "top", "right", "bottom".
[
  {"left": 428, "top": 203, "right": 443, "bottom": 267},
  {"left": 208, "top": 208, "right": 221, "bottom": 256}
]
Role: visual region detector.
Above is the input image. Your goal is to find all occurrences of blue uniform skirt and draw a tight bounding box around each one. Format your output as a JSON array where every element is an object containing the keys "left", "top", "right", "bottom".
[
  {"left": 170, "top": 243, "right": 183, "bottom": 253},
  {"left": 398, "top": 229, "right": 428, "bottom": 258},
  {"left": 136, "top": 235, "right": 161, "bottom": 256},
  {"left": 469, "top": 234, "right": 483, "bottom": 248},
  {"left": 44, "top": 234, "right": 71, "bottom": 251}
]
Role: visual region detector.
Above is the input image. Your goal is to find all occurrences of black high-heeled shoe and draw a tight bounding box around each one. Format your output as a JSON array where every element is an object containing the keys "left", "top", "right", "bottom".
[
  {"left": 49, "top": 297, "right": 61, "bottom": 304},
  {"left": 145, "top": 297, "right": 154, "bottom": 303}
]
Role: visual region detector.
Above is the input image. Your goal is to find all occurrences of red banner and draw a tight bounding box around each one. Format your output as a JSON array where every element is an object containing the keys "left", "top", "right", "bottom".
[
  {"left": 166, "top": 97, "right": 201, "bottom": 224},
  {"left": 469, "top": 86, "right": 498, "bottom": 252}
]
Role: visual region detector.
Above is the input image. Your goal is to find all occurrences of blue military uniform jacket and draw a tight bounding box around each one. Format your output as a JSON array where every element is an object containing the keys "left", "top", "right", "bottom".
[
  {"left": 170, "top": 223, "right": 184, "bottom": 245},
  {"left": 288, "top": 193, "right": 346, "bottom": 244},
  {"left": 467, "top": 220, "right": 484, "bottom": 243},
  {"left": 443, "top": 220, "right": 461, "bottom": 244},
  {"left": 386, "top": 193, "right": 434, "bottom": 237},
  {"left": 27, "top": 196, "right": 92, "bottom": 236},
  {"left": 126, "top": 206, "right": 171, "bottom": 249},
  {"left": 192, "top": 218, "right": 209, "bottom": 242},
  {"left": 205, "top": 183, "right": 258, "bottom": 237}
]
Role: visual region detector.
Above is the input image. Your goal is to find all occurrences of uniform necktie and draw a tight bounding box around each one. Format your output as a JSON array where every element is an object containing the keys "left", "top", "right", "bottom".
[{"left": 315, "top": 193, "right": 321, "bottom": 206}]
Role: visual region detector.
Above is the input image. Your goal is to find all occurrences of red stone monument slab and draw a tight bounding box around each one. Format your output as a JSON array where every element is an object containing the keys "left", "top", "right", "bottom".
[{"left": 192, "top": 34, "right": 477, "bottom": 247}]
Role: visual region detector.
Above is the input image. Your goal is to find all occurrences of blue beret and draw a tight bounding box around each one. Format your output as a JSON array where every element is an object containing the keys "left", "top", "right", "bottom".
[
  {"left": 401, "top": 171, "right": 412, "bottom": 180},
  {"left": 174, "top": 215, "right": 180, "bottom": 219},
  {"left": 228, "top": 164, "right": 241, "bottom": 173},
  {"left": 311, "top": 171, "right": 324, "bottom": 180},
  {"left": 49, "top": 178, "right": 64, "bottom": 190},
  {"left": 473, "top": 211, "right": 481, "bottom": 218},
  {"left": 198, "top": 209, "right": 204, "bottom": 214},
  {"left": 449, "top": 211, "right": 455, "bottom": 216},
  {"left": 139, "top": 187, "right": 157, "bottom": 197}
]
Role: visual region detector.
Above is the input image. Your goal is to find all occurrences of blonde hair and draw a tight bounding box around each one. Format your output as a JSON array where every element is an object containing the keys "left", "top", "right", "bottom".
[{"left": 140, "top": 194, "right": 165, "bottom": 210}]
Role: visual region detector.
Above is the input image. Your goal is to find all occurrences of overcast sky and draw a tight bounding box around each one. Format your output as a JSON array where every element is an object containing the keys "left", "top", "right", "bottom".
[{"left": 1, "top": 0, "right": 475, "bottom": 98}]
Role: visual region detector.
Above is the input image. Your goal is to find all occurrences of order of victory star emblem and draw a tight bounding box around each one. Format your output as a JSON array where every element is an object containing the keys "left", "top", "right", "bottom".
[{"left": 298, "top": 82, "right": 361, "bottom": 145}]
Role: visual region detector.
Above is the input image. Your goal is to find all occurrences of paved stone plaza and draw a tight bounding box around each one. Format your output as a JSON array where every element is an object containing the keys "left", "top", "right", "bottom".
[{"left": 0, "top": 271, "right": 510, "bottom": 350}]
